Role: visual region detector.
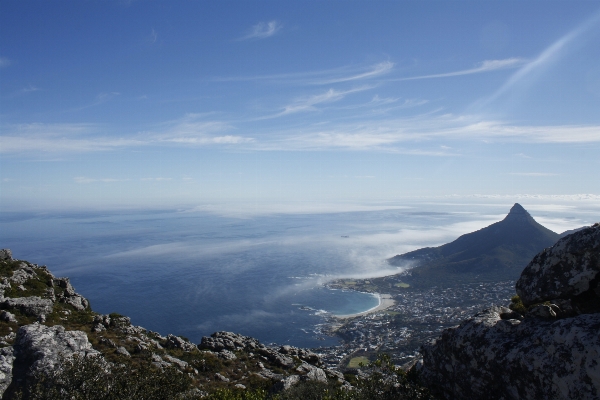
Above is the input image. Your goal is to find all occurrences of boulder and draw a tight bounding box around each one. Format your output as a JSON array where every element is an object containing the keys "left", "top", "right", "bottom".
[
  {"left": 1, "top": 297, "right": 53, "bottom": 317},
  {"left": 0, "top": 311, "right": 17, "bottom": 324},
  {"left": 516, "top": 224, "right": 600, "bottom": 306},
  {"left": 199, "top": 331, "right": 259, "bottom": 352},
  {"left": 0, "top": 347, "right": 15, "bottom": 395},
  {"left": 13, "top": 323, "right": 100, "bottom": 378},
  {"left": 419, "top": 306, "right": 600, "bottom": 399},
  {"left": 53, "top": 277, "right": 89, "bottom": 311},
  {"left": 296, "top": 362, "right": 327, "bottom": 382},
  {"left": 9, "top": 267, "right": 37, "bottom": 285},
  {"left": 165, "top": 334, "right": 196, "bottom": 352},
  {"left": 0, "top": 250, "right": 12, "bottom": 261},
  {"left": 279, "top": 344, "right": 322, "bottom": 366},
  {"left": 257, "top": 348, "right": 295, "bottom": 369}
]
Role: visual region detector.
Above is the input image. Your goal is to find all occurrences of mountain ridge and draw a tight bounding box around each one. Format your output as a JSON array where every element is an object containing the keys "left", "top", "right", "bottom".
[{"left": 388, "top": 203, "right": 560, "bottom": 284}]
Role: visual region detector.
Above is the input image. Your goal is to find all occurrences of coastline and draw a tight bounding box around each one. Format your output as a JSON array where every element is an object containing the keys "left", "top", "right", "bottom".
[{"left": 333, "top": 293, "right": 395, "bottom": 319}]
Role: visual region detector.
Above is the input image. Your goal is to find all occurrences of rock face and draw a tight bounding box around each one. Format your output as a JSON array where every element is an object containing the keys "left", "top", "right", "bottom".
[
  {"left": 13, "top": 323, "right": 99, "bottom": 377},
  {"left": 516, "top": 223, "right": 600, "bottom": 307},
  {"left": 418, "top": 223, "right": 600, "bottom": 400}
]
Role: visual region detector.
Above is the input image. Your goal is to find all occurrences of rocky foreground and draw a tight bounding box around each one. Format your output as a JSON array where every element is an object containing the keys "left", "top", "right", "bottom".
[
  {"left": 0, "top": 249, "right": 354, "bottom": 399},
  {"left": 417, "top": 223, "right": 600, "bottom": 399}
]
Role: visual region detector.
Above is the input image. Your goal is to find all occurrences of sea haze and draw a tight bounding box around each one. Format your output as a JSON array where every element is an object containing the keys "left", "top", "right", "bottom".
[{"left": 0, "top": 199, "right": 597, "bottom": 348}]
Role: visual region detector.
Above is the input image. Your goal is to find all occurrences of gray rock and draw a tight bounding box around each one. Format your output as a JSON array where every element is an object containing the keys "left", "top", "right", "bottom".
[
  {"left": 528, "top": 304, "right": 556, "bottom": 319},
  {"left": 10, "top": 267, "right": 37, "bottom": 285},
  {"left": 14, "top": 323, "right": 100, "bottom": 377},
  {"left": 150, "top": 353, "right": 171, "bottom": 369},
  {"left": 63, "top": 294, "right": 89, "bottom": 311},
  {"left": 99, "top": 338, "right": 117, "bottom": 348},
  {"left": 273, "top": 375, "right": 300, "bottom": 392},
  {"left": 516, "top": 224, "right": 600, "bottom": 306},
  {"left": 279, "top": 344, "right": 322, "bottom": 366},
  {"left": 217, "top": 349, "right": 237, "bottom": 360},
  {"left": 296, "top": 362, "right": 327, "bottom": 382},
  {"left": 0, "top": 249, "right": 12, "bottom": 261},
  {"left": 256, "top": 369, "right": 284, "bottom": 380},
  {"left": 199, "top": 331, "right": 260, "bottom": 352},
  {"left": 165, "top": 334, "right": 196, "bottom": 352},
  {"left": 419, "top": 306, "right": 600, "bottom": 400},
  {"left": 0, "top": 311, "right": 17, "bottom": 323},
  {"left": 257, "top": 348, "right": 295, "bottom": 369},
  {"left": 1, "top": 296, "right": 53, "bottom": 317},
  {"left": 115, "top": 346, "right": 130, "bottom": 357},
  {"left": 53, "top": 278, "right": 89, "bottom": 311},
  {"left": 215, "top": 372, "right": 229, "bottom": 382},
  {"left": 134, "top": 342, "right": 150, "bottom": 353},
  {"left": 234, "top": 384, "right": 246, "bottom": 390},
  {"left": 0, "top": 346, "right": 15, "bottom": 396},
  {"left": 163, "top": 354, "right": 188, "bottom": 369}
]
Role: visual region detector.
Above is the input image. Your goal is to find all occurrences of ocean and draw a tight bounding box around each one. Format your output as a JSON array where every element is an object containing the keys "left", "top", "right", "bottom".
[{"left": 1, "top": 198, "right": 597, "bottom": 348}]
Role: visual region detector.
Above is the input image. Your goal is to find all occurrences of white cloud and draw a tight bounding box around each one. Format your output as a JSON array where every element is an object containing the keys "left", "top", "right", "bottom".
[
  {"left": 74, "top": 177, "right": 128, "bottom": 184},
  {"left": 265, "top": 86, "right": 374, "bottom": 118},
  {"left": 254, "top": 114, "right": 600, "bottom": 152},
  {"left": 214, "top": 61, "right": 394, "bottom": 85},
  {"left": 316, "top": 61, "right": 394, "bottom": 84},
  {"left": 509, "top": 172, "right": 558, "bottom": 177},
  {"left": 21, "top": 85, "right": 40, "bottom": 93},
  {"left": 0, "top": 57, "right": 11, "bottom": 68},
  {"left": 392, "top": 58, "right": 525, "bottom": 81},
  {"left": 141, "top": 177, "right": 172, "bottom": 181},
  {"left": 240, "top": 20, "right": 282, "bottom": 40},
  {"left": 0, "top": 116, "right": 254, "bottom": 153},
  {"left": 484, "top": 11, "right": 600, "bottom": 105}
]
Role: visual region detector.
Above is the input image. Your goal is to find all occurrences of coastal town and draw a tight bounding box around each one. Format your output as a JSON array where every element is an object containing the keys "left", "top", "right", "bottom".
[{"left": 313, "top": 279, "right": 517, "bottom": 369}]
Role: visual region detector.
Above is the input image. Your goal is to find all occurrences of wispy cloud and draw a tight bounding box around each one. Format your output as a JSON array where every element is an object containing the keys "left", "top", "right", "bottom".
[
  {"left": 509, "top": 172, "right": 558, "bottom": 177},
  {"left": 392, "top": 58, "right": 525, "bottom": 81},
  {"left": 3, "top": 114, "right": 599, "bottom": 155},
  {"left": 0, "top": 116, "right": 253, "bottom": 153},
  {"left": 263, "top": 86, "right": 374, "bottom": 119},
  {"left": 316, "top": 61, "right": 394, "bottom": 84},
  {"left": 141, "top": 177, "right": 172, "bottom": 181},
  {"left": 21, "top": 85, "right": 40, "bottom": 93},
  {"left": 74, "top": 177, "right": 129, "bottom": 184},
  {"left": 66, "top": 92, "right": 121, "bottom": 112},
  {"left": 240, "top": 20, "right": 282, "bottom": 40},
  {"left": 0, "top": 57, "right": 11, "bottom": 68},
  {"left": 158, "top": 113, "right": 253, "bottom": 144},
  {"left": 483, "top": 10, "right": 600, "bottom": 105},
  {"left": 254, "top": 115, "right": 600, "bottom": 151},
  {"left": 213, "top": 62, "right": 393, "bottom": 85}
]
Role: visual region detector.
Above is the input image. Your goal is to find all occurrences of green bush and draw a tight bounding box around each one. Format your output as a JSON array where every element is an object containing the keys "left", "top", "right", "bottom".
[
  {"left": 16, "top": 354, "right": 192, "bottom": 400},
  {"left": 509, "top": 294, "right": 527, "bottom": 314}
]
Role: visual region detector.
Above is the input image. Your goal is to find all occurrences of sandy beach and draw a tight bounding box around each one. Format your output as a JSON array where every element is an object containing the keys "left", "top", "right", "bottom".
[{"left": 334, "top": 293, "right": 395, "bottom": 319}]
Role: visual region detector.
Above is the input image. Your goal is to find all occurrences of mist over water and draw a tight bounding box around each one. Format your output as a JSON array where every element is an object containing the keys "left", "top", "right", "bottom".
[{"left": 1, "top": 199, "right": 597, "bottom": 347}]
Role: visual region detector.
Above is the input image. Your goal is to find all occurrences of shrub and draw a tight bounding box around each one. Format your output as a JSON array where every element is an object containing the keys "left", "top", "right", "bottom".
[
  {"left": 17, "top": 354, "right": 192, "bottom": 400},
  {"left": 509, "top": 294, "right": 527, "bottom": 314}
]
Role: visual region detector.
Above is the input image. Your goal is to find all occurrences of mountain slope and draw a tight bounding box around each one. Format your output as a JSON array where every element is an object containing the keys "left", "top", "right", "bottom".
[{"left": 388, "top": 204, "right": 560, "bottom": 283}]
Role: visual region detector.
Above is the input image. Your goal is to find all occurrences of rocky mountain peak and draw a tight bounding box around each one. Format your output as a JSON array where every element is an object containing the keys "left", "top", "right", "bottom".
[{"left": 502, "top": 202, "right": 535, "bottom": 224}]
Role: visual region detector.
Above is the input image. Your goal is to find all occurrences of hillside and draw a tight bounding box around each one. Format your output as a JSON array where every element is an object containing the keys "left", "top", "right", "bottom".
[
  {"left": 388, "top": 203, "right": 560, "bottom": 285},
  {"left": 0, "top": 249, "right": 432, "bottom": 400}
]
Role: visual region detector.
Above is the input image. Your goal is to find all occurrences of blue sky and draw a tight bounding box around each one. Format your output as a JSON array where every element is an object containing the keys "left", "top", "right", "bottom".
[{"left": 1, "top": 1, "right": 600, "bottom": 212}]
